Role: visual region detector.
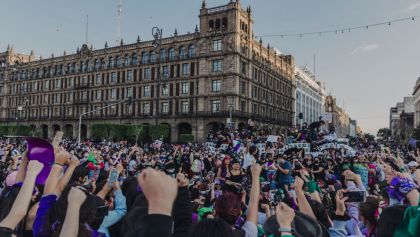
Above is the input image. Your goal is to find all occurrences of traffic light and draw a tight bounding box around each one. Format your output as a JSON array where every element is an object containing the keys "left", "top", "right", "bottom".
[
  {"left": 298, "top": 113, "right": 303, "bottom": 120},
  {"left": 127, "top": 96, "right": 133, "bottom": 106}
]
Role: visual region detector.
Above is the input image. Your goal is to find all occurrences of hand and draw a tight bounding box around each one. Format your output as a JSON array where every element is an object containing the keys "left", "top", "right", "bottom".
[
  {"left": 138, "top": 168, "right": 178, "bottom": 216},
  {"left": 343, "top": 170, "right": 360, "bottom": 181},
  {"left": 26, "top": 160, "right": 44, "bottom": 176},
  {"left": 335, "top": 190, "right": 348, "bottom": 216},
  {"left": 261, "top": 203, "right": 270, "bottom": 212},
  {"left": 250, "top": 163, "right": 262, "bottom": 178},
  {"left": 294, "top": 176, "right": 304, "bottom": 193},
  {"left": 69, "top": 155, "right": 80, "bottom": 167},
  {"left": 176, "top": 173, "right": 189, "bottom": 188},
  {"left": 68, "top": 187, "right": 87, "bottom": 207},
  {"left": 55, "top": 149, "right": 71, "bottom": 165},
  {"left": 276, "top": 202, "right": 295, "bottom": 229},
  {"left": 112, "top": 181, "right": 121, "bottom": 190}
]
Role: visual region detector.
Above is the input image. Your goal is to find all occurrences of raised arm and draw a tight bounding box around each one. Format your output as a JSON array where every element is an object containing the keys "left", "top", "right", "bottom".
[
  {"left": 57, "top": 155, "right": 80, "bottom": 193},
  {"left": 0, "top": 160, "right": 43, "bottom": 230},
  {"left": 247, "top": 163, "right": 262, "bottom": 225},
  {"left": 294, "top": 176, "right": 316, "bottom": 219},
  {"left": 15, "top": 151, "right": 28, "bottom": 183},
  {"left": 59, "top": 187, "right": 87, "bottom": 237},
  {"left": 43, "top": 150, "right": 71, "bottom": 195}
]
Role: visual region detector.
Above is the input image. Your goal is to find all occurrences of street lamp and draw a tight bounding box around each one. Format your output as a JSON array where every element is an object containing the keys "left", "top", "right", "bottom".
[
  {"left": 152, "top": 27, "right": 163, "bottom": 127},
  {"left": 77, "top": 97, "right": 132, "bottom": 144}
]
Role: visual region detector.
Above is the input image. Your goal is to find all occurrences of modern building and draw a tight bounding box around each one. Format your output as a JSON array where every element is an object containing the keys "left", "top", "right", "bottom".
[
  {"left": 349, "top": 119, "right": 357, "bottom": 138},
  {"left": 390, "top": 97, "right": 414, "bottom": 141},
  {"left": 324, "top": 95, "right": 350, "bottom": 137},
  {"left": 294, "top": 67, "right": 325, "bottom": 126},
  {"left": 0, "top": 0, "right": 295, "bottom": 142},
  {"left": 412, "top": 77, "right": 420, "bottom": 128}
]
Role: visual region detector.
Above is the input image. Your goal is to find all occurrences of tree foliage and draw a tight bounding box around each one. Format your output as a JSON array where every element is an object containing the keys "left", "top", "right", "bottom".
[{"left": 377, "top": 128, "right": 391, "bottom": 139}]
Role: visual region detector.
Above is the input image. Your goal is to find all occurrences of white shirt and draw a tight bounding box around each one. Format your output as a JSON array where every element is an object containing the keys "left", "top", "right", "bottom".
[{"left": 242, "top": 152, "right": 255, "bottom": 169}]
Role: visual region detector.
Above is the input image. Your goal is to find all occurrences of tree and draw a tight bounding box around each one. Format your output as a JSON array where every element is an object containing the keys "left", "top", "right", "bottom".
[
  {"left": 377, "top": 128, "right": 391, "bottom": 140},
  {"left": 364, "top": 133, "right": 375, "bottom": 142}
]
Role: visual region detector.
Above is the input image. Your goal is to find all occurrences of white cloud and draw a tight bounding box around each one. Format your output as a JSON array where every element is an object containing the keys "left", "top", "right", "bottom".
[
  {"left": 350, "top": 44, "right": 379, "bottom": 55},
  {"left": 405, "top": 1, "right": 420, "bottom": 11}
]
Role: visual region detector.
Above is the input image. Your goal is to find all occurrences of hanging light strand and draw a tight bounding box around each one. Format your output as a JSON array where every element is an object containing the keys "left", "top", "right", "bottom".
[{"left": 257, "top": 15, "right": 419, "bottom": 38}]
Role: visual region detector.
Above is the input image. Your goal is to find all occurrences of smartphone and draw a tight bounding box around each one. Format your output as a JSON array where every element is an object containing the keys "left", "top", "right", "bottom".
[
  {"left": 344, "top": 191, "right": 366, "bottom": 203},
  {"left": 109, "top": 169, "right": 119, "bottom": 185}
]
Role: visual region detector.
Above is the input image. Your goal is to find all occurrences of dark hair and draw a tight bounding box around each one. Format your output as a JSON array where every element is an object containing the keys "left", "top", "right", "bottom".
[
  {"left": 249, "top": 146, "right": 257, "bottom": 155},
  {"left": 359, "top": 196, "right": 380, "bottom": 227},
  {"left": 377, "top": 205, "right": 407, "bottom": 237},
  {"left": 43, "top": 186, "right": 97, "bottom": 237},
  {"left": 307, "top": 199, "right": 332, "bottom": 228},
  {"left": 215, "top": 192, "right": 241, "bottom": 225},
  {"left": 188, "top": 218, "right": 234, "bottom": 237},
  {"left": 69, "top": 166, "right": 89, "bottom": 185},
  {"left": 0, "top": 185, "right": 21, "bottom": 222}
]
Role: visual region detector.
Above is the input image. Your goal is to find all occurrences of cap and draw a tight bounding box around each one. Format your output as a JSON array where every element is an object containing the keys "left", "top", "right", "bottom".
[{"left": 407, "top": 161, "right": 418, "bottom": 167}]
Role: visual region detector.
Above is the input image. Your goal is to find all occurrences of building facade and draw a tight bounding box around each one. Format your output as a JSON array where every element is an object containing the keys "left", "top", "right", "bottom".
[
  {"left": 390, "top": 97, "right": 414, "bottom": 141},
  {"left": 324, "top": 95, "right": 350, "bottom": 137},
  {"left": 413, "top": 77, "right": 420, "bottom": 128},
  {"left": 0, "top": 0, "right": 295, "bottom": 142},
  {"left": 294, "top": 67, "right": 325, "bottom": 126}
]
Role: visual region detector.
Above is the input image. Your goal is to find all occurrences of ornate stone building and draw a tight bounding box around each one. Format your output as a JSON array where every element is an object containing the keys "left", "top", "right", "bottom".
[{"left": 0, "top": 0, "right": 295, "bottom": 142}]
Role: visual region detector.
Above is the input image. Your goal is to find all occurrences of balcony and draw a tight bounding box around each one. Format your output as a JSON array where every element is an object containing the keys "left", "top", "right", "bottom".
[{"left": 74, "top": 83, "right": 90, "bottom": 89}]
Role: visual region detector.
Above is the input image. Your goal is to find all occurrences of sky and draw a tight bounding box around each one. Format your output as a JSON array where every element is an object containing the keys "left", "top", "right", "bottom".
[{"left": 1, "top": 0, "right": 420, "bottom": 135}]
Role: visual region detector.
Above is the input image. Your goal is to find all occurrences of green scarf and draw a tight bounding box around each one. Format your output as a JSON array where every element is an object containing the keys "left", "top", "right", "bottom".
[{"left": 87, "top": 151, "right": 97, "bottom": 165}]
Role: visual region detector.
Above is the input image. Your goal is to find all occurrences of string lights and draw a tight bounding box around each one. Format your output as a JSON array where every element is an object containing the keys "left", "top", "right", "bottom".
[{"left": 257, "top": 15, "right": 419, "bottom": 38}]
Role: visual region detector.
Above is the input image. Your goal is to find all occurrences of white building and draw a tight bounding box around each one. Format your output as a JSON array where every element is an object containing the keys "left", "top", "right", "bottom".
[{"left": 294, "top": 67, "right": 326, "bottom": 126}]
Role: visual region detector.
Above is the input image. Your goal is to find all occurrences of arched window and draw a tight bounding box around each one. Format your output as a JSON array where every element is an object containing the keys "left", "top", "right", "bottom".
[
  {"left": 150, "top": 51, "right": 157, "bottom": 63},
  {"left": 95, "top": 59, "right": 100, "bottom": 70},
  {"left": 115, "top": 56, "right": 120, "bottom": 67},
  {"left": 179, "top": 47, "right": 186, "bottom": 59},
  {"left": 132, "top": 53, "right": 138, "bottom": 65},
  {"left": 222, "top": 18, "right": 228, "bottom": 30},
  {"left": 188, "top": 45, "right": 196, "bottom": 58},
  {"left": 160, "top": 49, "right": 167, "bottom": 62},
  {"left": 124, "top": 54, "right": 130, "bottom": 66},
  {"left": 108, "top": 57, "right": 114, "bottom": 68},
  {"left": 141, "top": 52, "right": 149, "bottom": 64},
  {"left": 215, "top": 19, "right": 221, "bottom": 30},
  {"left": 209, "top": 20, "right": 214, "bottom": 31},
  {"left": 168, "top": 48, "right": 175, "bottom": 61}
]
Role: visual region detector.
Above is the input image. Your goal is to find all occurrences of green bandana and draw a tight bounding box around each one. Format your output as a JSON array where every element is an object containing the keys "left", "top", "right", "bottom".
[{"left": 394, "top": 197, "right": 420, "bottom": 237}]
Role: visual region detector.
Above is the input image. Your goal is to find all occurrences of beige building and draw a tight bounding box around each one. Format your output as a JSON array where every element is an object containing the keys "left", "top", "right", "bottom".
[
  {"left": 413, "top": 77, "right": 420, "bottom": 128},
  {"left": 0, "top": 0, "right": 295, "bottom": 142}
]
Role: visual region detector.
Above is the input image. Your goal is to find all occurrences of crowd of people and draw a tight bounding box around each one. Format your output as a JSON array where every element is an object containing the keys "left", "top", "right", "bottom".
[{"left": 0, "top": 123, "right": 419, "bottom": 237}]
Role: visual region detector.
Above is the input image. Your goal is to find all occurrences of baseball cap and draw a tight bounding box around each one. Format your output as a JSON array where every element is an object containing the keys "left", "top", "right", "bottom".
[{"left": 407, "top": 161, "right": 418, "bottom": 167}]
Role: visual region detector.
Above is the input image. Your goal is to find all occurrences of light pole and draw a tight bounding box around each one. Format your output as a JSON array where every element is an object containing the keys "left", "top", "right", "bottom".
[
  {"left": 228, "top": 104, "right": 234, "bottom": 130},
  {"left": 78, "top": 97, "right": 132, "bottom": 144},
  {"left": 152, "top": 27, "right": 163, "bottom": 127}
]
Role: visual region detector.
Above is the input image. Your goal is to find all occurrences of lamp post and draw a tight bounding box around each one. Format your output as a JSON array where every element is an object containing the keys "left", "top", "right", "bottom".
[{"left": 152, "top": 27, "right": 163, "bottom": 127}]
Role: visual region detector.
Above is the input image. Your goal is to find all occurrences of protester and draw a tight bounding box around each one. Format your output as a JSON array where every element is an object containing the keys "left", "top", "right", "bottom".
[{"left": 0, "top": 123, "right": 419, "bottom": 237}]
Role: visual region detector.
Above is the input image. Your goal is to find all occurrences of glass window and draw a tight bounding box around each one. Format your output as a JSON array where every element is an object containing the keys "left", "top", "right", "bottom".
[
  {"left": 162, "top": 66, "right": 169, "bottom": 79},
  {"left": 108, "top": 57, "right": 114, "bottom": 68},
  {"left": 115, "top": 56, "right": 121, "bottom": 67},
  {"left": 160, "top": 49, "right": 167, "bottom": 62},
  {"left": 132, "top": 53, "right": 138, "bottom": 65},
  {"left": 212, "top": 59, "right": 222, "bottom": 72},
  {"left": 96, "top": 90, "right": 101, "bottom": 100},
  {"left": 55, "top": 79, "right": 61, "bottom": 88},
  {"left": 111, "top": 88, "right": 116, "bottom": 99},
  {"left": 162, "top": 102, "right": 169, "bottom": 114},
  {"left": 181, "top": 101, "right": 189, "bottom": 113},
  {"left": 150, "top": 51, "right": 157, "bottom": 63},
  {"left": 127, "top": 87, "right": 133, "bottom": 97},
  {"left": 168, "top": 48, "right": 175, "bottom": 61},
  {"left": 95, "top": 74, "right": 102, "bottom": 85},
  {"left": 212, "top": 80, "right": 221, "bottom": 92},
  {"left": 127, "top": 70, "right": 133, "bottom": 81},
  {"left": 162, "top": 85, "right": 168, "bottom": 96},
  {"left": 181, "top": 82, "right": 189, "bottom": 94},
  {"left": 141, "top": 52, "right": 149, "bottom": 64},
  {"left": 124, "top": 54, "right": 130, "bottom": 66},
  {"left": 143, "top": 103, "right": 150, "bottom": 114},
  {"left": 179, "top": 47, "right": 186, "bottom": 59},
  {"left": 67, "top": 107, "right": 73, "bottom": 116},
  {"left": 211, "top": 100, "right": 220, "bottom": 112},
  {"left": 188, "top": 45, "right": 196, "bottom": 57},
  {"left": 144, "top": 68, "right": 151, "bottom": 79},
  {"left": 182, "top": 63, "right": 190, "bottom": 76},
  {"left": 111, "top": 72, "right": 117, "bottom": 83},
  {"left": 212, "top": 39, "right": 222, "bottom": 51},
  {"left": 144, "top": 86, "right": 150, "bottom": 97}
]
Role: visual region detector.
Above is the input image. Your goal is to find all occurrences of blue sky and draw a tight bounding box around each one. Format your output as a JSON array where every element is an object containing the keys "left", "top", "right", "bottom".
[{"left": 1, "top": 0, "right": 420, "bottom": 134}]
